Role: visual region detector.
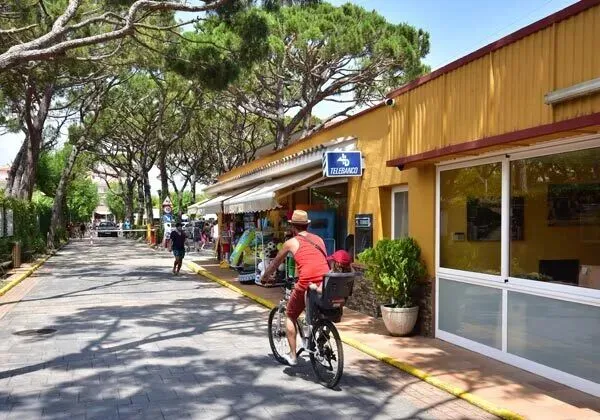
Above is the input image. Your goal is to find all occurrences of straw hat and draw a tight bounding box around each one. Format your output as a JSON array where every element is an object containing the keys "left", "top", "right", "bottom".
[{"left": 290, "top": 209, "right": 310, "bottom": 225}]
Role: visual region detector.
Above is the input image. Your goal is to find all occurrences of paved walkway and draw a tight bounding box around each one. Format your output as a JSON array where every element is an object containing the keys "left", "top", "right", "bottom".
[
  {"left": 0, "top": 239, "right": 494, "bottom": 420},
  {"left": 192, "top": 257, "right": 600, "bottom": 420}
]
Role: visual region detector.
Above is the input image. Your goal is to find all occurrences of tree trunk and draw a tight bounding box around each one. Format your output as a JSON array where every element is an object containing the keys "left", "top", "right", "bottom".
[
  {"left": 158, "top": 150, "right": 169, "bottom": 223},
  {"left": 5, "top": 137, "right": 26, "bottom": 195},
  {"left": 48, "top": 145, "right": 80, "bottom": 248},
  {"left": 190, "top": 179, "right": 196, "bottom": 203},
  {"left": 10, "top": 84, "right": 54, "bottom": 200},
  {"left": 143, "top": 171, "right": 153, "bottom": 226},
  {"left": 124, "top": 177, "right": 135, "bottom": 224},
  {"left": 274, "top": 121, "right": 286, "bottom": 150},
  {"left": 136, "top": 179, "right": 145, "bottom": 226},
  {"left": 14, "top": 128, "right": 43, "bottom": 200},
  {"left": 177, "top": 192, "right": 183, "bottom": 220}
]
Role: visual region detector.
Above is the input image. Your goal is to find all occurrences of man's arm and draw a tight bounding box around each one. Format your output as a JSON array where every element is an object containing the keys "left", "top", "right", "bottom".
[{"left": 261, "top": 241, "right": 292, "bottom": 282}]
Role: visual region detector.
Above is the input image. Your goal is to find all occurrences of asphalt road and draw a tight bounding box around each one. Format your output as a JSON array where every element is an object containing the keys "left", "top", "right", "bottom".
[{"left": 0, "top": 238, "right": 496, "bottom": 420}]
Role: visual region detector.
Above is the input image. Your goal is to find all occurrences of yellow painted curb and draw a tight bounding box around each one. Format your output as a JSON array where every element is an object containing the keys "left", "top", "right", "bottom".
[
  {"left": 340, "top": 335, "right": 525, "bottom": 420},
  {"left": 0, "top": 252, "right": 54, "bottom": 298},
  {"left": 185, "top": 261, "right": 275, "bottom": 309},
  {"left": 186, "top": 260, "right": 525, "bottom": 420}
]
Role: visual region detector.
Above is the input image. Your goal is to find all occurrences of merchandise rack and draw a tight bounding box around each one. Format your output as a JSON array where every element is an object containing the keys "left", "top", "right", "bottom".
[{"left": 254, "top": 231, "right": 288, "bottom": 287}]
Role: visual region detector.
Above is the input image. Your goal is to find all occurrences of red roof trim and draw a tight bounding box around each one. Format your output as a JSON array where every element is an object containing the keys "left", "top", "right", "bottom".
[
  {"left": 387, "top": 0, "right": 600, "bottom": 99},
  {"left": 386, "top": 112, "right": 600, "bottom": 168}
]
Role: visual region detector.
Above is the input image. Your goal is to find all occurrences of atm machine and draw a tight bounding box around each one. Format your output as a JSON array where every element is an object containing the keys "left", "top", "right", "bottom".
[
  {"left": 307, "top": 210, "right": 336, "bottom": 255},
  {"left": 354, "top": 214, "right": 373, "bottom": 258}
]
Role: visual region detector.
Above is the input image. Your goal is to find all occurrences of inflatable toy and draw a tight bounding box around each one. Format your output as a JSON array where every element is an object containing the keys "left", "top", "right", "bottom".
[{"left": 230, "top": 229, "right": 255, "bottom": 266}]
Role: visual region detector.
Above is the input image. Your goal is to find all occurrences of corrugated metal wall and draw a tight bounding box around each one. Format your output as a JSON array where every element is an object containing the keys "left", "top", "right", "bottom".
[{"left": 387, "top": 5, "right": 600, "bottom": 160}]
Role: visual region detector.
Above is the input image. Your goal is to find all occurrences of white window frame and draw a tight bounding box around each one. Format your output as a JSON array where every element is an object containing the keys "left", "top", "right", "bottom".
[
  {"left": 391, "top": 185, "right": 409, "bottom": 239},
  {"left": 435, "top": 133, "right": 600, "bottom": 397}
]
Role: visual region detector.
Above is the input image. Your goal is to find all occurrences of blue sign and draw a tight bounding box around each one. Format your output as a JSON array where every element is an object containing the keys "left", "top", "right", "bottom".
[
  {"left": 322, "top": 151, "right": 363, "bottom": 177},
  {"left": 163, "top": 213, "right": 173, "bottom": 223}
]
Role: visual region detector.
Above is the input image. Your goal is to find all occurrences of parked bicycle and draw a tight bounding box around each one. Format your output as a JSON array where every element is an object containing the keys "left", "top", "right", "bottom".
[{"left": 268, "top": 272, "right": 355, "bottom": 388}]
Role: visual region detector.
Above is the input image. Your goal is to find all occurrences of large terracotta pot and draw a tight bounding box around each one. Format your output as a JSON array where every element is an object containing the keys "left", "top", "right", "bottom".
[{"left": 380, "top": 305, "right": 418, "bottom": 336}]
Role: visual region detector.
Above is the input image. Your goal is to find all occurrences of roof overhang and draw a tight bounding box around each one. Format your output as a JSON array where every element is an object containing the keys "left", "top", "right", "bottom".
[
  {"left": 205, "top": 136, "right": 357, "bottom": 195},
  {"left": 196, "top": 188, "right": 250, "bottom": 215},
  {"left": 386, "top": 112, "right": 600, "bottom": 170},
  {"left": 223, "top": 169, "right": 323, "bottom": 214}
]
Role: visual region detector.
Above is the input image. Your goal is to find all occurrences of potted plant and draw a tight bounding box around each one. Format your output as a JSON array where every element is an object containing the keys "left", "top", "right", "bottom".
[{"left": 358, "top": 237, "right": 426, "bottom": 336}]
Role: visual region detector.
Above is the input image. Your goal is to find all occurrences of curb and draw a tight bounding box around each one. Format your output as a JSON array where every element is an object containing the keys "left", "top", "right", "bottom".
[
  {"left": 0, "top": 246, "right": 61, "bottom": 298},
  {"left": 186, "top": 260, "right": 525, "bottom": 420},
  {"left": 185, "top": 261, "right": 276, "bottom": 310}
]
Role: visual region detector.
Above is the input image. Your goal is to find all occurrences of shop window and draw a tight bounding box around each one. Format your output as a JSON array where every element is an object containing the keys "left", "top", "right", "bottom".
[
  {"left": 438, "top": 278, "right": 502, "bottom": 349},
  {"left": 439, "top": 163, "right": 502, "bottom": 275},
  {"left": 508, "top": 291, "right": 600, "bottom": 383},
  {"left": 510, "top": 148, "right": 600, "bottom": 290},
  {"left": 392, "top": 187, "right": 408, "bottom": 239}
]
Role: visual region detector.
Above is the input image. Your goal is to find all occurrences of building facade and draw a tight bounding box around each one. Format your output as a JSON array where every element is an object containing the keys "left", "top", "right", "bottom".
[{"left": 201, "top": 1, "right": 600, "bottom": 397}]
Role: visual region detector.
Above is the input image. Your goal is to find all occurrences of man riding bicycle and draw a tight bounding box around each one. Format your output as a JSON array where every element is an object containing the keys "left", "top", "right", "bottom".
[{"left": 260, "top": 210, "right": 329, "bottom": 366}]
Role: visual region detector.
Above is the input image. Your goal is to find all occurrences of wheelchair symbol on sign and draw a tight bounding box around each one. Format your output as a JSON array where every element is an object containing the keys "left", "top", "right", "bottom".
[{"left": 337, "top": 154, "right": 350, "bottom": 167}]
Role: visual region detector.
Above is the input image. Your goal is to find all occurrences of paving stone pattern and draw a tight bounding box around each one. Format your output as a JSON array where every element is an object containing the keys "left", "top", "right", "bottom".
[{"left": 0, "top": 239, "right": 497, "bottom": 420}]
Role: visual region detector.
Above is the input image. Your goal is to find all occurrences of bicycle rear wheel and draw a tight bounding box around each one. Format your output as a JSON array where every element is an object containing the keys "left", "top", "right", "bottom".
[
  {"left": 310, "top": 319, "right": 344, "bottom": 388},
  {"left": 268, "top": 306, "right": 290, "bottom": 365}
]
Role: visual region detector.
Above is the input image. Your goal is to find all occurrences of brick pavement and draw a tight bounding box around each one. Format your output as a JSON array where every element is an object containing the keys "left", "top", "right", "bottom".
[{"left": 0, "top": 239, "right": 496, "bottom": 419}]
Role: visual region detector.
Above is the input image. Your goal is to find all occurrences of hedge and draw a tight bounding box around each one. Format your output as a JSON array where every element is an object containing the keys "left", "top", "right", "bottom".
[{"left": 0, "top": 197, "right": 50, "bottom": 261}]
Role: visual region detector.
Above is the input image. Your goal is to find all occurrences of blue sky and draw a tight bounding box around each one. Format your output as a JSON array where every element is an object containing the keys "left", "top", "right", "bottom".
[
  {"left": 0, "top": 0, "right": 580, "bottom": 168},
  {"left": 313, "top": 0, "right": 579, "bottom": 117}
]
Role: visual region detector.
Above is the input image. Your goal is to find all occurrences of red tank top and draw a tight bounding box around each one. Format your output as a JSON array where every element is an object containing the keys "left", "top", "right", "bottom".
[{"left": 293, "top": 233, "right": 330, "bottom": 291}]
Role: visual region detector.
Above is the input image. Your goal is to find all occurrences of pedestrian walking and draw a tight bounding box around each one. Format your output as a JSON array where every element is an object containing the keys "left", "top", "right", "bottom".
[
  {"left": 79, "top": 222, "right": 86, "bottom": 240},
  {"left": 169, "top": 222, "right": 187, "bottom": 275},
  {"left": 200, "top": 222, "right": 210, "bottom": 250},
  {"left": 193, "top": 222, "right": 202, "bottom": 252}
]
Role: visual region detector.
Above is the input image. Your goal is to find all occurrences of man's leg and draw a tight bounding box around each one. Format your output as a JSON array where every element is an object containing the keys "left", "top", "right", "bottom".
[
  {"left": 286, "top": 317, "right": 297, "bottom": 360},
  {"left": 176, "top": 256, "right": 183, "bottom": 273},
  {"left": 173, "top": 257, "right": 178, "bottom": 274}
]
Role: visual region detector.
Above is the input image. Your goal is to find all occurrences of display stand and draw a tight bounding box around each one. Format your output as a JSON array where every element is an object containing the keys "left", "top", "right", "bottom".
[{"left": 254, "top": 231, "right": 286, "bottom": 287}]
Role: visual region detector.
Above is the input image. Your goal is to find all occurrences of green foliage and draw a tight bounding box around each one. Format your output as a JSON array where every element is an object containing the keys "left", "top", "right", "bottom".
[
  {"left": 66, "top": 178, "right": 99, "bottom": 222},
  {"left": 36, "top": 146, "right": 72, "bottom": 197},
  {"left": 358, "top": 238, "right": 426, "bottom": 308},
  {"left": 214, "top": 1, "right": 430, "bottom": 149},
  {"left": 0, "top": 196, "right": 48, "bottom": 259},
  {"left": 172, "top": 191, "right": 195, "bottom": 216},
  {"left": 168, "top": 8, "right": 270, "bottom": 89},
  {"left": 32, "top": 192, "right": 53, "bottom": 244},
  {"left": 106, "top": 183, "right": 125, "bottom": 222}
]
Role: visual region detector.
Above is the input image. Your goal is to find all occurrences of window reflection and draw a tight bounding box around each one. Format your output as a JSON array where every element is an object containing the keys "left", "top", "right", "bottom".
[
  {"left": 510, "top": 147, "right": 600, "bottom": 290},
  {"left": 440, "top": 163, "right": 502, "bottom": 274}
]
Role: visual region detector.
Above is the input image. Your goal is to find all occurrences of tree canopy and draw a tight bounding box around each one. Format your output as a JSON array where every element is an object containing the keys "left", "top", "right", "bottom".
[{"left": 0, "top": 0, "right": 431, "bottom": 248}]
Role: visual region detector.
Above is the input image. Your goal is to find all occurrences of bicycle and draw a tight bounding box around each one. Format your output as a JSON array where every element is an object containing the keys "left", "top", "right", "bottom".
[{"left": 267, "top": 272, "right": 355, "bottom": 388}]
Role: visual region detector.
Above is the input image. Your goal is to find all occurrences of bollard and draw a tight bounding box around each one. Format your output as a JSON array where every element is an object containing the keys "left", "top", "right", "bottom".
[{"left": 12, "top": 241, "right": 21, "bottom": 269}]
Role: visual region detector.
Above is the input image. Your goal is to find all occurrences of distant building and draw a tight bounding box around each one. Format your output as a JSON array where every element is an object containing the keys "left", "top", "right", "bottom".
[
  {"left": 0, "top": 165, "right": 10, "bottom": 190},
  {"left": 90, "top": 169, "right": 116, "bottom": 222}
]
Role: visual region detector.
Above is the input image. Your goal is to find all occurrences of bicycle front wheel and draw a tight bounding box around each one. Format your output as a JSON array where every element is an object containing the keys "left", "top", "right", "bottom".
[
  {"left": 268, "top": 306, "right": 289, "bottom": 365},
  {"left": 310, "top": 319, "right": 344, "bottom": 388}
]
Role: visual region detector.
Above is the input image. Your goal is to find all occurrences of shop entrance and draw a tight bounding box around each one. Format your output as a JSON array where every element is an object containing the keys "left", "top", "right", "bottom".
[{"left": 309, "top": 180, "right": 348, "bottom": 254}]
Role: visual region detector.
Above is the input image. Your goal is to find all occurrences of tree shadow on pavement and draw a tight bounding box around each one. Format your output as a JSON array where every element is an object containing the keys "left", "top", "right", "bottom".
[{"left": 0, "top": 240, "right": 499, "bottom": 419}]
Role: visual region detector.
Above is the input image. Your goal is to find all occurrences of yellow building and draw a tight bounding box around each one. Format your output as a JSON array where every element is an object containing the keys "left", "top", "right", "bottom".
[{"left": 199, "top": 1, "right": 600, "bottom": 397}]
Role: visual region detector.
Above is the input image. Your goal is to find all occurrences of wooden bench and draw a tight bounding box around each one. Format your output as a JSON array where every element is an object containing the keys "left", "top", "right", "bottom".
[{"left": 0, "top": 258, "right": 12, "bottom": 276}]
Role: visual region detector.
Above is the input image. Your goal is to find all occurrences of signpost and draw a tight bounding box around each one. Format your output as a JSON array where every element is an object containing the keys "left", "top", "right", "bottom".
[
  {"left": 162, "top": 197, "right": 173, "bottom": 223},
  {"left": 322, "top": 151, "right": 363, "bottom": 177}
]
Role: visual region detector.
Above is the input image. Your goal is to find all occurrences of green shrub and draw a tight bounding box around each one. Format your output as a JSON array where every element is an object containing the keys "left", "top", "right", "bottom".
[
  {"left": 358, "top": 237, "right": 426, "bottom": 308},
  {"left": 0, "top": 196, "right": 48, "bottom": 259}
]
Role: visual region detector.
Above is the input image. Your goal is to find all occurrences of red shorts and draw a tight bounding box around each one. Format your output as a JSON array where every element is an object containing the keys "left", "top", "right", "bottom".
[{"left": 286, "top": 280, "right": 322, "bottom": 321}]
